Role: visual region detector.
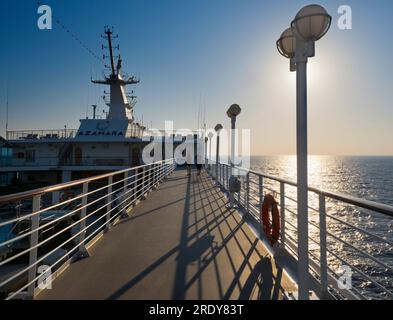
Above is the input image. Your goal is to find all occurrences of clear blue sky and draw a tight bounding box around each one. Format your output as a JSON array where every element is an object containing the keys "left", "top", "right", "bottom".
[{"left": 0, "top": 0, "right": 392, "bottom": 155}]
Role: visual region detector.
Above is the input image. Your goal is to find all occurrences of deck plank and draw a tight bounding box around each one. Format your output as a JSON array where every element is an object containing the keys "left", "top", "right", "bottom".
[{"left": 38, "top": 169, "right": 295, "bottom": 300}]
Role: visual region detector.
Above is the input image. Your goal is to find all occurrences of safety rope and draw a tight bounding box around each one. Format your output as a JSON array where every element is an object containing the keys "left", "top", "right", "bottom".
[{"left": 35, "top": 0, "right": 106, "bottom": 65}]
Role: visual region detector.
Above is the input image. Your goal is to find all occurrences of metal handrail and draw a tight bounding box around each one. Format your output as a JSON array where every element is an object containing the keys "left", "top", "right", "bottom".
[
  {"left": 0, "top": 161, "right": 170, "bottom": 203},
  {"left": 0, "top": 159, "right": 176, "bottom": 299},
  {"left": 207, "top": 160, "right": 393, "bottom": 300},
  {"left": 213, "top": 161, "right": 393, "bottom": 218}
]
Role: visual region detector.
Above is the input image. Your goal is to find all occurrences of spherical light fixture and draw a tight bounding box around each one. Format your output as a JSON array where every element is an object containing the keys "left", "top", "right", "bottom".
[
  {"left": 226, "top": 104, "right": 242, "bottom": 118},
  {"left": 214, "top": 124, "right": 223, "bottom": 132},
  {"left": 291, "top": 4, "right": 331, "bottom": 42},
  {"left": 276, "top": 27, "right": 296, "bottom": 59}
]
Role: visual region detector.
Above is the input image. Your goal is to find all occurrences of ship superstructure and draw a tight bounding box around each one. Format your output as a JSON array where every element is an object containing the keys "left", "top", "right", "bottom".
[{"left": 1, "top": 28, "right": 152, "bottom": 186}]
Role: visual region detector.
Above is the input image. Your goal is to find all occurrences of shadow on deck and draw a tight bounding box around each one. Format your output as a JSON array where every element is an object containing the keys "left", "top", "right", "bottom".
[{"left": 38, "top": 169, "right": 295, "bottom": 300}]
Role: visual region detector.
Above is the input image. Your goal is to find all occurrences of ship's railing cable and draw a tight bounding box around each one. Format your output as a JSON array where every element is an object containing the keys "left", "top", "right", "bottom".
[
  {"left": 0, "top": 159, "right": 176, "bottom": 300},
  {"left": 207, "top": 160, "right": 393, "bottom": 300},
  {"left": 35, "top": 0, "right": 105, "bottom": 65}
]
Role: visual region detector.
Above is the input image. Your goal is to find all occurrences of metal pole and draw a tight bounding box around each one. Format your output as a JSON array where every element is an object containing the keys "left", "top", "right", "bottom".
[
  {"left": 215, "top": 134, "right": 220, "bottom": 181},
  {"left": 296, "top": 57, "right": 310, "bottom": 300},
  {"left": 259, "top": 175, "right": 263, "bottom": 211},
  {"left": 209, "top": 138, "right": 212, "bottom": 171},
  {"left": 230, "top": 117, "right": 236, "bottom": 171},
  {"left": 246, "top": 173, "right": 250, "bottom": 212},
  {"left": 106, "top": 176, "right": 113, "bottom": 231},
  {"left": 280, "top": 182, "right": 286, "bottom": 247},
  {"left": 228, "top": 117, "right": 236, "bottom": 207},
  {"left": 27, "top": 195, "right": 41, "bottom": 299},
  {"left": 121, "top": 171, "right": 129, "bottom": 219},
  {"left": 205, "top": 138, "right": 208, "bottom": 169},
  {"left": 319, "top": 194, "right": 328, "bottom": 298},
  {"left": 78, "top": 182, "right": 89, "bottom": 258}
]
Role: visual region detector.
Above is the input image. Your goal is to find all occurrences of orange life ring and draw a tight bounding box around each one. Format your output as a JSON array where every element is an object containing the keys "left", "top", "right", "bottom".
[{"left": 261, "top": 194, "right": 280, "bottom": 245}]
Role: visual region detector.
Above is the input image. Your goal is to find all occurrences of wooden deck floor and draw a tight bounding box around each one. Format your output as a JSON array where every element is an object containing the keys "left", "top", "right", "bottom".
[{"left": 38, "top": 169, "right": 295, "bottom": 300}]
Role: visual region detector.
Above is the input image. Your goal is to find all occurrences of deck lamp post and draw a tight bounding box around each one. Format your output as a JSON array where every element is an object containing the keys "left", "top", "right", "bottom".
[
  {"left": 226, "top": 104, "right": 242, "bottom": 208},
  {"left": 276, "top": 4, "right": 331, "bottom": 300},
  {"left": 214, "top": 124, "right": 223, "bottom": 184},
  {"left": 208, "top": 132, "right": 214, "bottom": 171}
]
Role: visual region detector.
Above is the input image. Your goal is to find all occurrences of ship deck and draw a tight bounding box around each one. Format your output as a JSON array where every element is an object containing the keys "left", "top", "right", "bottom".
[{"left": 37, "top": 169, "right": 296, "bottom": 300}]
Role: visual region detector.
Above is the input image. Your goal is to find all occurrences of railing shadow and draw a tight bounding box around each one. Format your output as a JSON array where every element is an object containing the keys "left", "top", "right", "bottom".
[{"left": 107, "top": 169, "right": 285, "bottom": 300}]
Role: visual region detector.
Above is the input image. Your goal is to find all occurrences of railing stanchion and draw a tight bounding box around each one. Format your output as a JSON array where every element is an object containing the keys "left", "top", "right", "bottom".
[
  {"left": 133, "top": 168, "right": 138, "bottom": 204},
  {"left": 155, "top": 162, "right": 159, "bottom": 187},
  {"left": 52, "top": 192, "right": 60, "bottom": 205},
  {"left": 280, "top": 182, "right": 286, "bottom": 247},
  {"left": 27, "top": 195, "right": 41, "bottom": 299},
  {"left": 224, "top": 165, "right": 227, "bottom": 189},
  {"left": 259, "top": 176, "right": 263, "bottom": 206},
  {"left": 319, "top": 193, "right": 328, "bottom": 298},
  {"left": 141, "top": 167, "right": 147, "bottom": 200},
  {"left": 259, "top": 176, "right": 263, "bottom": 230},
  {"left": 220, "top": 163, "right": 223, "bottom": 185},
  {"left": 121, "top": 171, "right": 129, "bottom": 219},
  {"left": 226, "top": 166, "right": 229, "bottom": 190},
  {"left": 246, "top": 172, "right": 250, "bottom": 212},
  {"left": 238, "top": 176, "right": 241, "bottom": 205},
  {"left": 78, "top": 182, "right": 90, "bottom": 258},
  {"left": 150, "top": 164, "right": 154, "bottom": 190},
  {"left": 105, "top": 176, "right": 113, "bottom": 231}
]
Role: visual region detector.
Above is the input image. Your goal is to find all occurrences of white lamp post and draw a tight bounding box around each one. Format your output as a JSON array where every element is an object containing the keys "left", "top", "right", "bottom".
[
  {"left": 226, "top": 104, "right": 242, "bottom": 208},
  {"left": 208, "top": 132, "right": 214, "bottom": 171},
  {"left": 277, "top": 4, "right": 331, "bottom": 300},
  {"left": 204, "top": 137, "right": 208, "bottom": 168},
  {"left": 214, "top": 124, "right": 223, "bottom": 184}
]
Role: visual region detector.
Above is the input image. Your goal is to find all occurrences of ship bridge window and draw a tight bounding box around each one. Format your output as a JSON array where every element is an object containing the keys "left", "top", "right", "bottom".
[
  {"left": 15, "top": 152, "right": 25, "bottom": 159},
  {"left": 26, "top": 150, "right": 36, "bottom": 163}
]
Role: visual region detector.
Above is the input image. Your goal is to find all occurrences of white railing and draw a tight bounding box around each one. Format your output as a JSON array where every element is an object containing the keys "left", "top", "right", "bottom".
[
  {"left": 207, "top": 161, "right": 393, "bottom": 300},
  {"left": 7, "top": 129, "right": 203, "bottom": 141},
  {"left": 6, "top": 130, "right": 78, "bottom": 141},
  {"left": 0, "top": 159, "right": 176, "bottom": 300}
]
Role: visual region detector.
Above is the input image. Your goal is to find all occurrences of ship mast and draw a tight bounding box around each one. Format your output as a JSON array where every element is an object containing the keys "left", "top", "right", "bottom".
[
  {"left": 91, "top": 26, "right": 140, "bottom": 121},
  {"left": 106, "top": 28, "right": 116, "bottom": 78}
]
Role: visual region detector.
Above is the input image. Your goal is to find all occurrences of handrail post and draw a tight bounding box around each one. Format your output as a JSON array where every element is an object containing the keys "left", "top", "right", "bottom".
[
  {"left": 78, "top": 182, "right": 90, "bottom": 258},
  {"left": 105, "top": 176, "right": 113, "bottom": 231},
  {"left": 259, "top": 176, "right": 263, "bottom": 209},
  {"left": 246, "top": 172, "right": 250, "bottom": 212},
  {"left": 155, "top": 162, "right": 159, "bottom": 187},
  {"left": 151, "top": 163, "right": 155, "bottom": 187},
  {"left": 238, "top": 177, "right": 241, "bottom": 204},
  {"left": 280, "top": 182, "right": 286, "bottom": 247},
  {"left": 52, "top": 191, "right": 60, "bottom": 205},
  {"left": 27, "top": 195, "right": 41, "bottom": 299},
  {"left": 226, "top": 165, "right": 229, "bottom": 190},
  {"left": 133, "top": 168, "right": 138, "bottom": 204},
  {"left": 220, "top": 163, "right": 223, "bottom": 185},
  {"left": 121, "top": 171, "right": 129, "bottom": 219},
  {"left": 141, "top": 167, "right": 147, "bottom": 200},
  {"left": 215, "top": 160, "right": 218, "bottom": 180},
  {"left": 224, "top": 165, "right": 227, "bottom": 189},
  {"left": 150, "top": 163, "right": 154, "bottom": 189},
  {"left": 150, "top": 164, "right": 154, "bottom": 190},
  {"left": 222, "top": 165, "right": 225, "bottom": 187},
  {"left": 319, "top": 193, "right": 328, "bottom": 298}
]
